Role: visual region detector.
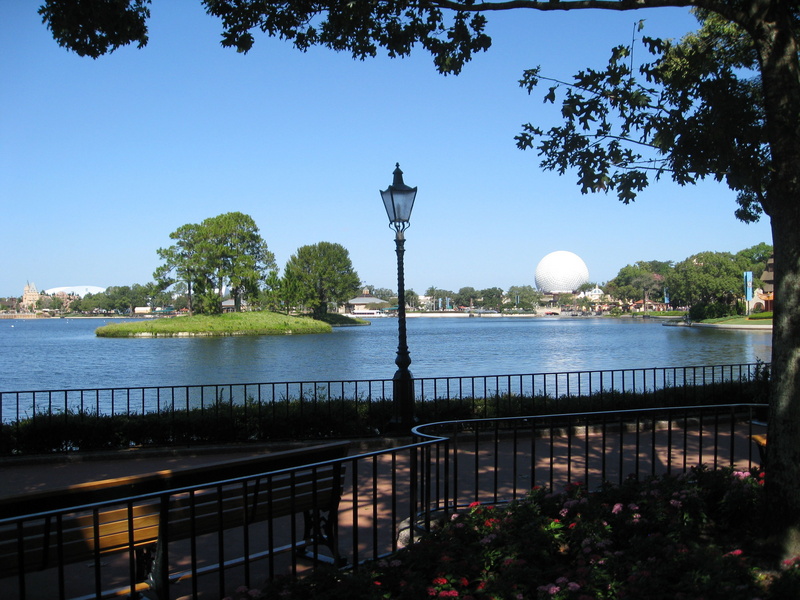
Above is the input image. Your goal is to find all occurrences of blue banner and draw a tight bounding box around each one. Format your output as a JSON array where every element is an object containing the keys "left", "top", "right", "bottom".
[{"left": 744, "top": 271, "right": 753, "bottom": 302}]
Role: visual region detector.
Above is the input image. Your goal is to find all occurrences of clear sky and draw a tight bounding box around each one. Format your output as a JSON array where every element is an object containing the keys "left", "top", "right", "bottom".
[{"left": 0, "top": 3, "right": 772, "bottom": 299}]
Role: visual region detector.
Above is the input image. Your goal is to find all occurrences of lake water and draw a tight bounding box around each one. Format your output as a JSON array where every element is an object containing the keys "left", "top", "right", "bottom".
[{"left": 0, "top": 316, "right": 772, "bottom": 393}]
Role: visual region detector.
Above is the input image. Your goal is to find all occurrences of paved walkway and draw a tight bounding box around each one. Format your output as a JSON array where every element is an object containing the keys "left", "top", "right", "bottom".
[{"left": 0, "top": 443, "right": 331, "bottom": 499}]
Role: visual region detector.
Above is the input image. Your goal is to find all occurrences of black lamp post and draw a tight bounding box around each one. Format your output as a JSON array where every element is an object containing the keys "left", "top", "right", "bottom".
[{"left": 381, "top": 163, "right": 418, "bottom": 429}]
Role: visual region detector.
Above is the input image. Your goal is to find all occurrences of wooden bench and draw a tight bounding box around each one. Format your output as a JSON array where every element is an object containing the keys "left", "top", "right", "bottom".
[
  {"left": 753, "top": 433, "right": 767, "bottom": 465},
  {"left": 0, "top": 441, "right": 351, "bottom": 600}
]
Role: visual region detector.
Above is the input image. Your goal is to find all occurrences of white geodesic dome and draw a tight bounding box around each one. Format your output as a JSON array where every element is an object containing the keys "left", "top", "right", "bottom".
[{"left": 534, "top": 251, "right": 590, "bottom": 293}]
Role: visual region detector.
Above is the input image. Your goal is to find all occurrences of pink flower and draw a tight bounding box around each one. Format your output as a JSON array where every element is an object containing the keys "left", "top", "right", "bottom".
[{"left": 612, "top": 503, "right": 623, "bottom": 514}]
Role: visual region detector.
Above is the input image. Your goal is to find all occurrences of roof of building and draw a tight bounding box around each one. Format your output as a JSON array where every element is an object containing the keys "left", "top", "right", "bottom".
[
  {"left": 43, "top": 286, "right": 106, "bottom": 297},
  {"left": 347, "top": 295, "right": 389, "bottom": 306}
]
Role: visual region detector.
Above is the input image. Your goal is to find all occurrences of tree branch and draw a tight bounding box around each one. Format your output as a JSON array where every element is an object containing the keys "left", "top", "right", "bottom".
[{"left": 426, "top": 0, "right": 699, "bottom": 14}]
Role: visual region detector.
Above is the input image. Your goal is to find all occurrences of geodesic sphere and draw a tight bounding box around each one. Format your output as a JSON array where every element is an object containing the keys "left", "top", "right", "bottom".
[{"left": 534, "top": 251, "right": 590, "bottom": 293}]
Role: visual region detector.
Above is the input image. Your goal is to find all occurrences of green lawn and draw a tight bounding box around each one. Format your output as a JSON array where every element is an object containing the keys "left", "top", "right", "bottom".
[
  {"left": 95, "top": 311, "right": 334, "bottom": 337},
  {"left": 700, "top": 315, "right": 773, "bottom": 326}
]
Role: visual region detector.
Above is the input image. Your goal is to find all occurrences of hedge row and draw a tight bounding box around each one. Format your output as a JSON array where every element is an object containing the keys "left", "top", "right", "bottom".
[{"left": 0, "top": 377, "right": 769, "bottom": 456}]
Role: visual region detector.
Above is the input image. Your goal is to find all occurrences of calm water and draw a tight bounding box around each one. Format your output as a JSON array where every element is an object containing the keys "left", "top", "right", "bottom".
[{"left": 0, "top": 316, "right": 772, "bottom": 392}]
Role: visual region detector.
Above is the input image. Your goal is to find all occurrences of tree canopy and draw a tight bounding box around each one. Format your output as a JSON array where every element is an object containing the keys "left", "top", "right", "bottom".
[
  {"left": 665, "top": 251, "right": 747, "bottom": 318},
  {"left": 283, "top": 242, "right": 361, "bottom": 318},
  {"left": 155, "top": 212, "right": 275, "bottom": 315},
  {"left": 606, "top": 262, "right": 670, "bottom": 305},
  {"left": 507, "top": 284, "right": 543, "bottom": 310}
]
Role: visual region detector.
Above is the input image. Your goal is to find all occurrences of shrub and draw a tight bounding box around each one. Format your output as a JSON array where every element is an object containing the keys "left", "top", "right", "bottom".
[
  {"left": 1, "top": 376, "right": 769, "bottom": 455},
  {"left": 749, "top": 311, "right": 774, "bottom": 320},
  {"left": 261, "top": 467, "right": 799, "bottom": 600},
  {"left": 689, "top": 301, "right": 740, "bottom": 321}
]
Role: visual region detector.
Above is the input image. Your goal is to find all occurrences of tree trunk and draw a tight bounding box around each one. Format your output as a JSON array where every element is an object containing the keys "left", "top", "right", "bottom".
[
  {"left": 766, "top": 206, "right": 800, "bottom": 553},
  {"left": 749, "top": 1, "right": 800, "bottom": 553}
]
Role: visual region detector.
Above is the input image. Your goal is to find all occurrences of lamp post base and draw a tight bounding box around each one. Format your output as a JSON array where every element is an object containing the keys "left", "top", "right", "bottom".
[{"left": 388, "top": 368, "right": 415, "bottom": 433}]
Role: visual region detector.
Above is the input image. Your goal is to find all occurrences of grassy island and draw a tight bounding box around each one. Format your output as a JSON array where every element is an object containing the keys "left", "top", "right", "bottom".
[{"left": 95, "top": 311, "right": 335, "bottom": 337}]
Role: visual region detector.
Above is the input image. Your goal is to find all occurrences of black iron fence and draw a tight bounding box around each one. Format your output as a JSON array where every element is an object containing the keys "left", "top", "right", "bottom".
[
  {"left": 1, "top": 362, "right": 767, "bottom": 425},
  {"left": 0, "top": 403, "right": 767, "bottom": 600}
]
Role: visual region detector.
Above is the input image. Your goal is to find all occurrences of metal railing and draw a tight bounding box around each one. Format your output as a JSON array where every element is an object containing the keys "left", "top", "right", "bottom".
[
  {"left": 1, "top": 362, "right": 767, "bottom": 425},
  {"left": 0, "top": 403, "right": 767, "bottom": 600}
]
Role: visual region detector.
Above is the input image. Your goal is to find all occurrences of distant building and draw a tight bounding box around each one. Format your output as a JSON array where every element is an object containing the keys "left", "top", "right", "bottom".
[
  {"left": 44, "top": 285, "right": 106, "bottom": 298},
  {"left": 758, "top": 256, "right": 774, "bottom": 311},
  {"left": 222, "top": 299, "right": 249, "bottom": 313},
  {"left": 20, "top": 282, "right": 40, "bottom": 311},
  {"left": 577, "top": 285, "right": 605, "bottom": 302},
  {"left": 345, "top": 289, "right": 390, "bottom": 315}
]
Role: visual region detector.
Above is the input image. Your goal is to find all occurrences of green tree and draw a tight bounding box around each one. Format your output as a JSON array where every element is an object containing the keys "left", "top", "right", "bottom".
[
  {"left": 425, "top": 287, "right": 456, "bottom": 310},
  {"left": 278, "top": 269, "right": 303, "bottom": 315},
  {"left": 479, "top": 287, "right": 504, "bottom": 311},
  {"left": 607, "top": 263, "right": 668, "bottom": 306},
  {"left": 104, "top": 284, "right": 153, "bottom": 314},
  {"left": 368, "top": 287, "right": 396, "bottom": 301},
  {"left": 736, "top": 242, "right": 773, "bottom": 281},
  {"left": 576, "top": 295, "right": 593, "bottom": 312},
  {"left": 155, "top": 213, "right": 275, "bottom": 315},
  {"left": 37, "top": 0, "right": 800, "bottom": 546},
  {"left": 259, "top": 269, "right": 283, "bottom": 312},
  {"left": 454, "top": 286, "right": 479, "bottom": 309},
  {"left": 665, "top": 251, "right": 745, "bottom": 318},
  {"left": 155, "top": 223, "right": 203, "bottom": 316},
  {"left": 284, "top": 242, "right": 360, "bottom": 319},
  {"left": 405, "top": 288, "right": 420, "bottom": 309},
  {"left": 199, "top": 212, "right": 276, "bottom": 312},
  {"left": 507, "top": 284, "right": 543, "bottom": 311}
]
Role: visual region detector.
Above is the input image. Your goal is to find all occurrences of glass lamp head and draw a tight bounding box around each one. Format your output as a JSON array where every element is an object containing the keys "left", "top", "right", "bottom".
[{"left": 381, "top": 163, "right": 417, "bottom": 233}]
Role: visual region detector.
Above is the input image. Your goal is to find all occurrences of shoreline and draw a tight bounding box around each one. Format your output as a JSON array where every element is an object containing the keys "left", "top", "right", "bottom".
[{"left": 398, "top": 312, "right": 773, "bottom": 330}]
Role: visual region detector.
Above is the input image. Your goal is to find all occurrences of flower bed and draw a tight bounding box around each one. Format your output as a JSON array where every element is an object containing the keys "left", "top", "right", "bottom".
[{"left": 245, "top": 466, "right": 800, "bottom": 600}]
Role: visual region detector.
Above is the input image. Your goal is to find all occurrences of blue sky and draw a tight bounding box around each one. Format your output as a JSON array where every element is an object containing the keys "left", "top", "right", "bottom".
[{"left": 0, "top": 3, "right": 772, "bottom": 299}]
